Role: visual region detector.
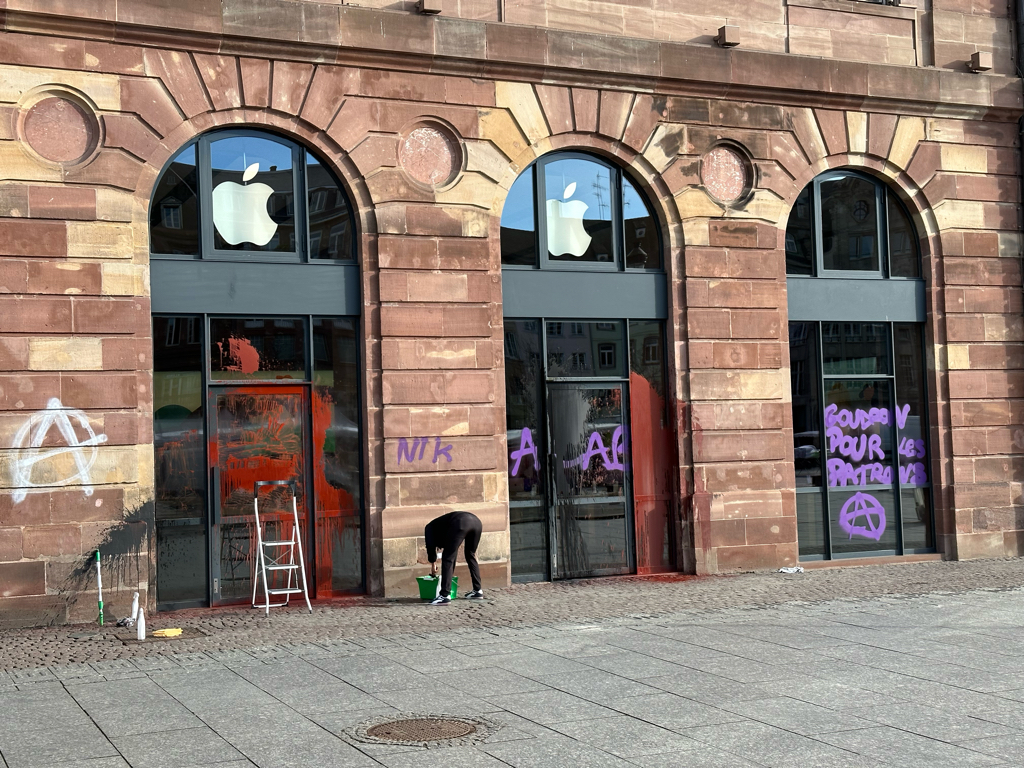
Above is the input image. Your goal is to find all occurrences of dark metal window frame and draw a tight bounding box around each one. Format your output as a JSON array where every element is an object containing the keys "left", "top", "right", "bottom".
[
  {"left": 502, "top": 151, "right": 664, "bottom": 274},
  {"left": 153, "top": 311, "right": 367, "bottom": 611},
  {"left": 795, "top": 320, "right": 934, "bottom": 561},
  {"left": 150, "top": 128, "right": 358, "bottom": 265},
  {"left": 790, "top": 169, "right": 921, "bottom": 281},
  {"left": 501, "top": 153, "right": 668, "bottom": 321},
  {"left": 786, "top": 169, "right": 933, "bottom": 561}
]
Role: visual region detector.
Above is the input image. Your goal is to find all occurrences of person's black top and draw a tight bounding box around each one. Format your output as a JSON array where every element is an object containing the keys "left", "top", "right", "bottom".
[{"left": 424, "top": 511, "right": 478, "bottom": 563}]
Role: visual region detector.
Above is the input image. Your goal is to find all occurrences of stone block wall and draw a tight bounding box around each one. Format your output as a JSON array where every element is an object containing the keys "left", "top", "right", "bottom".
[
  {"left": 0, "top": 0, "right": 1020, "bottom": 624},
  {"left": 339, "top": 0, "right": 1007, "bottom": 74}
]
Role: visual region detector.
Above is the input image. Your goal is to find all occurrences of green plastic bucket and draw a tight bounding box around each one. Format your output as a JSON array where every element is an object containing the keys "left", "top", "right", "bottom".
[{"left": 417, "top": 575, "right": 457, "bottom": 601}]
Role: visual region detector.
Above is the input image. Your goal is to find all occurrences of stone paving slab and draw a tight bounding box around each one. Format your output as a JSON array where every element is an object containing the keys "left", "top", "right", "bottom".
[{"left": 2, "top": 560, "right": 1024, "bottom": 766}]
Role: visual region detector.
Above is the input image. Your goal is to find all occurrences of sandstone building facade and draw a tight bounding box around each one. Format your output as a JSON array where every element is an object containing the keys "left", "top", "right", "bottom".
[{"left": 0, "top": 0, "right": 1021, "bottom": 625}]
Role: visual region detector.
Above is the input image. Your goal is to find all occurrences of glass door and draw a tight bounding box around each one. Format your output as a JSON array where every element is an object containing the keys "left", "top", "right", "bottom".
[
  {"left": 208, "top": 385, "right": 308, "bottom": 605},
  {"left": 548, "top": 383, "right": 633, "bottom": 578}
]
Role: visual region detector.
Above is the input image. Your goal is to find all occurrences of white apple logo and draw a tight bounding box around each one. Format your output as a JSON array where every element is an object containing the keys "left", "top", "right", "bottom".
[
  {"left": 546, "top": 181, "right": 592, "bottom": 257},
  {"left": 211, "top": 162, "right": 278, "bottom": 246}
]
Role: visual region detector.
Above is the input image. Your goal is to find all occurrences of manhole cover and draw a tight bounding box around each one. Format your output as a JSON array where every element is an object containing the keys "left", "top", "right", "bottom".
[
  {"left": 366, "top": 718, "right": 475, "bottom": 742},
  {"left": 347, "top": 713, "right": 499, "bottom": 748}
]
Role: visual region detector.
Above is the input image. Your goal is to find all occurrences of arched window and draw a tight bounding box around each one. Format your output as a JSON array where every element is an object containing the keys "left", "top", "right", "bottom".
[
  {"left": 149, "top": 130, "right": 363, "bottom": 610},
  {"left": 786, "top": 171, "right": 932, "bottom": 560},
  {"left": 150, "top": 130, "right": 356, "bottom": 261},
  {"left": 500, "top": 153, "right": 674, "bottom": 583},
  {"left": 501, "top": 152, "right": 661, "bottom": 271}
]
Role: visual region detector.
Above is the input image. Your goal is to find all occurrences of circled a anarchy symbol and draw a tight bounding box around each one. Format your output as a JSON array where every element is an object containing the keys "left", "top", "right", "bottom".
[{"left": 11, "top": 398, "right": 108, "bottom": 504}]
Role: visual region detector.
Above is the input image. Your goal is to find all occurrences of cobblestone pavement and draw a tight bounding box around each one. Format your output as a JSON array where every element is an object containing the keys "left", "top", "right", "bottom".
[
  {"left": 2, "top": 559, "right": 1024, "bottom": 767},
  {"left": 3, "top": 558, "right": 1024, "bottom": 671}
]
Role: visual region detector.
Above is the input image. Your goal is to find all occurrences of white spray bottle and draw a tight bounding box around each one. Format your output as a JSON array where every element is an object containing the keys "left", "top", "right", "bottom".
[{"left": 137, "top": 607, "right": 146, "bottom": 641}]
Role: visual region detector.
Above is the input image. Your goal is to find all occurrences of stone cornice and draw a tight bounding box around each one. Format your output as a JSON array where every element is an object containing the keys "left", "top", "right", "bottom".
[{"left": 2, "top": 0, "right": 1021, "bottom": 121}]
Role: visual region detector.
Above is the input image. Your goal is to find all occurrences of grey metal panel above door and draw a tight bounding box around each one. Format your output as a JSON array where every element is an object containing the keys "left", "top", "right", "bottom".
[
  {"left": 787, "top": 277, "right": 926, "bottom": 323},
  {"left": 151, "top": 259, "right": 360, "bottom": 315},
  {"left": 502, "top": 269, "right": 667, "bottom": 319}
]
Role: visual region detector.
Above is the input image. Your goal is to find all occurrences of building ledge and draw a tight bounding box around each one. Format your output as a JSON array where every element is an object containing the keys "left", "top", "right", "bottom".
[
  {"left": 800, "top": 553, "right": 945, "bottom": 569},
  {"left": 2, "top": 0, "right": 1020, "bottom": 118},
  {"left": 787, "top": 0, "right": 918, "bottom": 22}
]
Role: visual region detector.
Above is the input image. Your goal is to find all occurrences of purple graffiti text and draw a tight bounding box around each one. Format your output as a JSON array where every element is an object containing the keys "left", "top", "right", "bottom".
[
  {"left": 825, "top": 404, "right": 891, "bottom": 430},
  {"left": 895, "top": 404, "right": 910, "bottom": 430},
  {"left": 563, "top": 426, "right": 625, "bottom": 472},
  {"left": 828, "top": 459, "right": 892, "bottom": 487},
  {"left": 899, "top": 462, "right": 928, "bottom": 486},
  {"left": 898, "top": 437, "right": 926, "bottom": 459},
  {"left": 827, "top": 429, "right": 884, "bottom": 462},
  {"left": 509, "top": 427, "right": 539, "bottom": 477},
  {"left": 397, "top": 436, "right": 453, "bottom": 465}
]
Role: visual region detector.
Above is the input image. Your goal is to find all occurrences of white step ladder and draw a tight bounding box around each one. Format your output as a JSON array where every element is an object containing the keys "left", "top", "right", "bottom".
[{"left": 251, "top": 480, "right": 312, "bottom": 616}]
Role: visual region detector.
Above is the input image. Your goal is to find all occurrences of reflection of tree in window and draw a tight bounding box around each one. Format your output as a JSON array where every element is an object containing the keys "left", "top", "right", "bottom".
[{"left": 570, "top": 352, "right": 587, "bottom": 370}]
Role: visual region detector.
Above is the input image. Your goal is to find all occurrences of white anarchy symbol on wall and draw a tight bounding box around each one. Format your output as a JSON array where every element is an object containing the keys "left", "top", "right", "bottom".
[{"left": 11, "top": 398, "right": 108, "bottom": 504}]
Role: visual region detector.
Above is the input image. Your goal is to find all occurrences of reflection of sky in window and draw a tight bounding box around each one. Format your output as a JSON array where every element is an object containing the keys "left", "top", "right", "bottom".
[
  {"left": 622, "top": 178, "right": 650, "bottom": 223},
  {"left": 544, "top": 159, "right": 612, "bottom": 222},
  {"left": 166, "top": 144, "right": 197, "bottom": 194},
  {"left": 501, "top": 167, "right": 534, "bottom": 232},
  {"left": 211, "top": 136, "right": 293, "bottom": 174}
]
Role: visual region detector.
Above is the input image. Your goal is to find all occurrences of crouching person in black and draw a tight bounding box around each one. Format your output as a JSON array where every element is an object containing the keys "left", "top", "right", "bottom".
[{"left": 425, "top": 511, "right": 484, "bottom": 605}]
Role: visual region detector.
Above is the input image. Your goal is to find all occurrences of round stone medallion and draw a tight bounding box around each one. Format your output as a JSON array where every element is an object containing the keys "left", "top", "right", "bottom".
[
  {"left": 400, "top": 124, "right": 461, "bottom": 187},
  {"left": 701, "top": 145, "right": 751, "bottom": 205},
  {"left": 22, "top": 96, "right": 98, "bottom": 165}
]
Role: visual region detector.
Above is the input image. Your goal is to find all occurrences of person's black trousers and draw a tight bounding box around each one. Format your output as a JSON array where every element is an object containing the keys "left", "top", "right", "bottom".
[{"left": 439, "top": 514, "right": 482, "bottom": 597}]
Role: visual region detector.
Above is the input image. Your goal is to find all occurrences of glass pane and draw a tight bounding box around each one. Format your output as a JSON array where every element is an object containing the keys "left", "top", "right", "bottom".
[
  {"left": 790, "top": 323, "right": 822, "bottom": 488},
  {"left": 312, "top": 318, "right": 363, "bottom": 593},
  {"left": 151, "top": 145, "right": 199, "bottom": 256},
  {"left": 544, "top": 158, "right": 614, "bottom": 263},
  {"left": 902, "top": 487, "right": 934, "bottom": 550},
  {"left": 829, "top": 488, "right": 897, "bottom": 554},
  {"left": 504, "top": 320, "right": 548, "bottom": 581},
  {"left": 821, "top": 322, "right": 891, "bottom": 376},
  {"left": 629, "top": 320, "right": 673, "bottom": 571},
  {"left": 824, "top": 379, "right": 895, "bottom": 491},
  {"left": 786, "top": 185, "right": 814, "bottom": 276},
  {"left": 888, "top": 192, "right": 919, "bottom": 278},
  {"left": 546, "top": 320, "right": 624, "bottom": 378},
  {"left": 153, "top": 316, "right": 206, "bottom": 603},
  {"left": 210, "top": 317, "right": 306, "bottom": 381},
  {"left": 551, "top": 386, "right": 630, "bottom": 578},
  {"left": 820, "top": 175, "right": 879, "bottom": 272},
  {"left": 623, "top": 178, "right": 660, "bottom": 270},
  {"left": 796, "top": 492, "right": 826, "bottom": 558},
  {"left": 210, "top": 135, "right": 296, "bottom": 253},
  {"left": 213, "top": 389, "right": 306, "bottom": 601},
  {"left": 501, "top": 167, "right": 537, "bottom": 267},
  {"left": 894, "top": 323, "right": 931, "bottom": 492},
  {"left": 307, "top": 155, "right": 354, "bottom": 261},
  {"left": 825, "top": 379, "right": 898, "bottom": 554}
]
